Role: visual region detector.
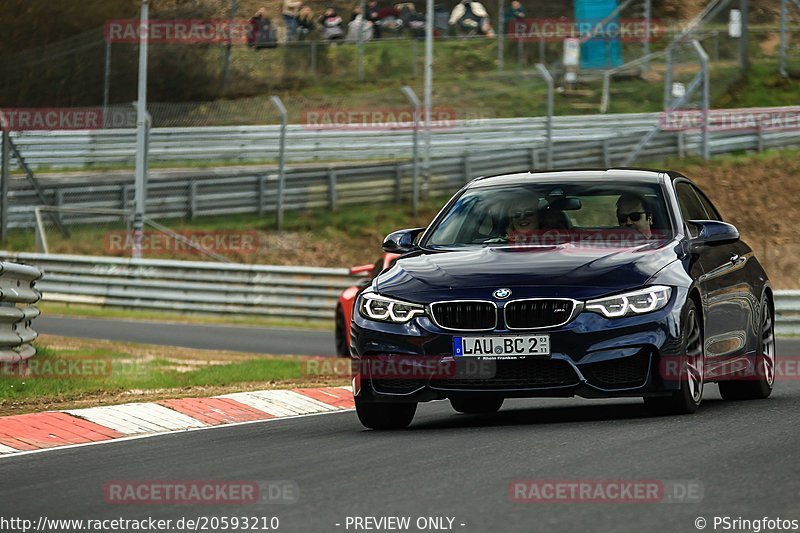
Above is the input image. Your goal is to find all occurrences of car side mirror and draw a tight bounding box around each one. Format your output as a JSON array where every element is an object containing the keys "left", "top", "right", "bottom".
[
  {"left": 382, "top": 227, "right": 425, "bottom": 254},
  {"left": 688, "top": 220, "right": 739, "bottom": 247}
]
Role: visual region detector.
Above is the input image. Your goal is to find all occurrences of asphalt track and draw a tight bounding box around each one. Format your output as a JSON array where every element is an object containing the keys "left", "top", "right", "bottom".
[
  {"left": 2, "top": 340, "right": 799, "bottom": 533},
  {"left": 37, "top": 315, "right": 336, "bottom": 356}
]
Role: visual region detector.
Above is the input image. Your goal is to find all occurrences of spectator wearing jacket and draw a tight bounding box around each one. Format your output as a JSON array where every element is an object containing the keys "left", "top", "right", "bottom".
[
  {"left": 283, "top": 0, "right": 303, "bottom": 40},
  {"left": 297, "top": 6, "right": 316, "bottom": 40},
  {"left": 503, "top": 0, "right": 526, "bottom": 25},
  {"left": 319, "top": 7, "right": 345, "bottom": 41},
  {"left": 449, "top": 0, "right": 492, "bottom": 36},
  {"left": 249, "top": 8, "right": 278, "bottom": 49}
]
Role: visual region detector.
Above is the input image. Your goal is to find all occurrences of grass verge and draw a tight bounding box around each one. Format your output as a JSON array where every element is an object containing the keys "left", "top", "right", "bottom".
[{"left": 0, "top": 335, "right": 349, "bottom": 416}]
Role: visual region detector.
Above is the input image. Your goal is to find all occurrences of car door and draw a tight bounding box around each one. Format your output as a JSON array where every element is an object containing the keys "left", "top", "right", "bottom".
[{"left": 674, "top": 181, "right": 751, "bottom": 363}]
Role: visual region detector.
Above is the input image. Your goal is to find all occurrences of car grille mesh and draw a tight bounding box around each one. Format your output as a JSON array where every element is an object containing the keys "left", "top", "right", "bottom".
[
  {"left": 431, "top": 301, "right": 496, "bottom": 330},
  {"left": 504, "top": 299, "right": 575, "bottom": 329},
  {"left": 583, "top": 352, "right": 650, "bottom": 387},
  {"left": 434, "top": 359, "right": 579, "bottom": 390}
]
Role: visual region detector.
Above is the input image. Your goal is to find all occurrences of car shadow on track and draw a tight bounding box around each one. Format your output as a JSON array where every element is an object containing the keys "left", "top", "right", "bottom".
[{"left": 406, "top": 395, "right": 771, "bottom": 431}]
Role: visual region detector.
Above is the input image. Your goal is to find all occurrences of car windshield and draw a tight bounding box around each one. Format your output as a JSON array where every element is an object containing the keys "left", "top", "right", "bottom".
[{"left": 422, "top": 180, "right": 674, "bottom": 250}]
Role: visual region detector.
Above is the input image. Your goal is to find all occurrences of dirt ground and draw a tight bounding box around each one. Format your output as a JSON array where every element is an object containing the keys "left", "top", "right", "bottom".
[{"left": 676, "top": 152, "right": 800, "bottom": 289}]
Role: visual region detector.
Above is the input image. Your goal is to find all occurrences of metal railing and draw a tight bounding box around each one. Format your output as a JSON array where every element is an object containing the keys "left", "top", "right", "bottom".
[
  {"left": 1, "top": 252, "right": 799, "bottom": 336},
  {"left": 0, "top": 252, "right": 352, "bottom": 321},
  {"left": 6, "top": 112, "right": 665, "bottom": 169},
  {"left": 6, "top": 124, "right": 800, "bottom": 229},
  {"left": 0, "top": 261, "right": 42, "bottom": 362}
]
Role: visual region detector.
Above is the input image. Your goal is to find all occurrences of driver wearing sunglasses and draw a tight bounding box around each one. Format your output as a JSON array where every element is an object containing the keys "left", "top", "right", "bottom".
[{"left": 616, "top": 192, "right": 653, "bottom": 238}]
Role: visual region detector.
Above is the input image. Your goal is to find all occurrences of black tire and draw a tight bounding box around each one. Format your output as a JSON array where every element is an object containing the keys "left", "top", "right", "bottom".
[
  {"left": 450, "top": 396, "right": 504, "bottom": 414},
  {"left": 355, "top": 397, "right": 416, "bottom": 429},
  {"left": 334, "top": 308, "right": 349, "bottom": 357},
  {"left": 719, "top": 295, "right": 775, "bottom": 401},
  {"left": 644, "top": 298, "right": 705, "bottom": 416}
]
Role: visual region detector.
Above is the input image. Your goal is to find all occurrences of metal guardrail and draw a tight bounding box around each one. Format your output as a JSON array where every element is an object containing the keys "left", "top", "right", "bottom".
[
  {"left": 0, "top": 251, "right": 798, "bottom": 336},
  {"left": 0, "top": 252, "right": 353, "bottom": 321},
  {"left": 6, "top": 113, "right": 664, "bottom": 169},
  {"left": 0, "top": 261, "right": 42, "bottom": 362},
  {"left": 8, "top": 127, "right": 800, "bottom": 229}
]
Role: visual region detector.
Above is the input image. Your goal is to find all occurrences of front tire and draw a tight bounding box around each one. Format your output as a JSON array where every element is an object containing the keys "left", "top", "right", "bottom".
[
  {"left": 719, "top": 295, "right": 775, "bottom": 400},
  {"left": 355, "top": 397, "right": 416, "bottom": 429},
  {"left": 450, "top": 396, "right": 504, "bottom": 414},
  {"left": 645, "top": 299, "right": 705, "bottom": 416}
]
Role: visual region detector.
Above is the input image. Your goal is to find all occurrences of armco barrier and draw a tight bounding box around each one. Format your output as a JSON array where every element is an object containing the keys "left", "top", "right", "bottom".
[
  {"left": 10, "top": 127, "right": 800, "bottom": 229},
  {"left": 0, "top": 252, "right": 354, "bottom": 321},
  {"left": 0, "top": 251, "right": 798, "bottom": 336},
  {"left": 0, "top": 261, "right": 42, "bottom": 362}
]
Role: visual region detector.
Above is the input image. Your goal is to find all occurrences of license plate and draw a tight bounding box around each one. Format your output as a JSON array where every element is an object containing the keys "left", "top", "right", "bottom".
[{"left": 453, "top": 335, "right": 550, "bottom": 359}]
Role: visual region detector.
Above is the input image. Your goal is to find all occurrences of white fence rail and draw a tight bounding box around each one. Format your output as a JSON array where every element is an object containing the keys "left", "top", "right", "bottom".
[{"left": 8, "top": 127, "right": 800, "bottom": 229}]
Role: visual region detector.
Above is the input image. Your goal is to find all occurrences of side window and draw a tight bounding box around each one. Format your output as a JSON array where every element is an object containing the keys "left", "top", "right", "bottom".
[
  {"left": 693, "top": 187, "right": 722, "bottom": 221},
  {"left": 675, "top": 182, "right": 709, "bottom": 221}
]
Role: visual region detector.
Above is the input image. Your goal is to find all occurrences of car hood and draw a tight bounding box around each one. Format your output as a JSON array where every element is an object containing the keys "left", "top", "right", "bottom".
[{"left": 374, "top": 242, "right": 681, "bottom": 302}]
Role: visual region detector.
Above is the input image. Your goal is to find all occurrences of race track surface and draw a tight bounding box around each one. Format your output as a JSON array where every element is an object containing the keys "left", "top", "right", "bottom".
[{"left": 3, "top": 340, "right": 799, "bottom": 533}]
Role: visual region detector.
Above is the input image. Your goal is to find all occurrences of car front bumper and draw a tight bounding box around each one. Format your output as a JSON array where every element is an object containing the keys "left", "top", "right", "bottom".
[{"left": 351, "top": 290, "right": 689, "bottom": 403}]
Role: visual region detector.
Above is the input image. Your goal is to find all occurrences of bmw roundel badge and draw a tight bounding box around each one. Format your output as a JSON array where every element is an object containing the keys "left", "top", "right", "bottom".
[{"left": 493, "top": 288, "right": 512, "bottom": 299}]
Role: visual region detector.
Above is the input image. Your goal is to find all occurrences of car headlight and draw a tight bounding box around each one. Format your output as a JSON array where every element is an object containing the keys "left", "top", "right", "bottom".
[
  {"left": 585, "top": 286, "right": 672, "bottom": 318},
  {"left": 359, "top": 293, "right": 426, "bottom": 323}
]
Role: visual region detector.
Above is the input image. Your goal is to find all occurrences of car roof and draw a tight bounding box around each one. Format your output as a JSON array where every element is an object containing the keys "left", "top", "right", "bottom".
[{"left": 468, "top": 168, "right": 682, "bottom": 189}]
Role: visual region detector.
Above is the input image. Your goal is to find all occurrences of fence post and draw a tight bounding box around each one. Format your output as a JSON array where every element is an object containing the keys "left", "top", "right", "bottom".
[
  {"left": 328, "top": 168, "right": 338, "bottom": 211},
  {"left": 103, "top": 40, "right": 112, "bottom": 125},
  {"left": 311, "top": 41, "right": 317, "bottom": 74},
  {"left": 602, "top": 139, "right": 611, "bottom": 167},
  {"left": 258, "top": 175, "right": 267, "bottom": 216},
  {"left": 757, "top": 122, "right": 764, "bottom": 152},
  {"left": 780, "top": 0, "right": 788, "bottom": 77},
  {"left": 189, "top": 180, "right": 198, "bottom": 220},
  {"left": 0, "top": 128, "right": 8, "bottom": 243},
  {"left": 270, "top": 96, "right": 288, "bottom": 230},
  {"left": 497, "top": 0, "right": 505, "bottom": 72},
  {"left": 692, "top": 40, "right": 710, "bottom": 161},
  {"left": 463, "top": 154, "right": 471, "bottom": 182},
  {"left": 535, "top": 63, "right": 554, "bottom": 169},
  {"left": 395, "top": 164, "right": 403, "bottom": 203},
  {"left": 678, "top": 131, "right": 685, "bottom": 159},
  {"left": 401, "top": 85, "right": 421, "bottom": 215}
]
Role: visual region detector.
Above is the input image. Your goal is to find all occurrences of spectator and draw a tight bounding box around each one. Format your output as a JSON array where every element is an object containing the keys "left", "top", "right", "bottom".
[
  {"left": 282, "top": 0, "right": 303, "bottom": 41},
  {"left": 297, "top": 6, "right": 316, "bottom": 40},
  {"left": 249, "top": 8, "right": 278, "bottom": 49},
  {"left": 375, "top": 5, "right": 403, "bottom": 37},
  {"left": 347, "top": 7, "right": 374, "bottom": 41},
  {"left": 366, "top": 0, "right": 382, "bottom": 38},
  {"left": 398, "top": 2, "right": 426, "bottom": 39},
  {"left": 503, "top": 0, "right": 526, "bottom": 26},
  {"left": 433, "top": 3, "right": 449, "bottom": 36},
  {"left": 449, "top": 0, "right": 491, "bottom": 36},
  {"left": 319, "top": 7, "right": 345, "bottom": 41}
]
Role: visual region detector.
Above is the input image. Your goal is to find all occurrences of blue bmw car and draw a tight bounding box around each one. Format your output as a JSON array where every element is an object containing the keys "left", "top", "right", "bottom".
[{"left": 350, "top": 169, "right": 775, "bottom": 429}]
